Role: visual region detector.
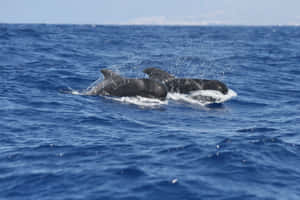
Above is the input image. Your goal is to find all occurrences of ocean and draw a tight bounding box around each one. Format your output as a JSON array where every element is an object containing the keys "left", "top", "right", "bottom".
[{"left": 1, "top": 24, "right": 300, "bottom": 200}]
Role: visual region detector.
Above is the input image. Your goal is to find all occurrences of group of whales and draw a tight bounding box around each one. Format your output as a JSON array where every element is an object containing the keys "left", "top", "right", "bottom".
[{"left": 86, "top": 67, "right": 229, "bottom": 102}]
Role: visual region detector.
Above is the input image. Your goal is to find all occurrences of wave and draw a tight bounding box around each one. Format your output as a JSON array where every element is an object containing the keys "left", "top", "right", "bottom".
[
  {"left": 237, "top": 127, "right": 278, "bottom": 133},
  {"left": 64, "top": 89, "right": 236, "bottom": 108},
  {"left": 63, "top": 87, "right": 237, "bottom": 108}
]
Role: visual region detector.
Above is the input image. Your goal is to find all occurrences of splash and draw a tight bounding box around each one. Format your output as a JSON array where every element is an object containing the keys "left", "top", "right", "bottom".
[
  {"left": 60, "top": 76, "right": 106, "bottom": 96},
  {"left": 86, "top": 76, "right": 103, "bottom": 92}
]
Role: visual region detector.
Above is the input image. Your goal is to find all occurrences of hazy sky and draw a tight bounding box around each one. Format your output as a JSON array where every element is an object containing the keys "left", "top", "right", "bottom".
[{"left": 1, "top": 0, "right": 300, "bottom": 25}]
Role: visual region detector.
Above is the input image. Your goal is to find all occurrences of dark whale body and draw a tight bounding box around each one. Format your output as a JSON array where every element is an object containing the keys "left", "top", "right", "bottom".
[
  {"left": 143, "top": 67, "right": 228, "bottom": 95},
  {"left": 87, "top": 69, "right": 167, "bottom": 100}
]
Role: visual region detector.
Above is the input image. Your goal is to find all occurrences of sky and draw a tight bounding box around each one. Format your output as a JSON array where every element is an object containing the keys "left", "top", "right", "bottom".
[{"left": 1, "top": 0, "right": 300, "bottom": 25}]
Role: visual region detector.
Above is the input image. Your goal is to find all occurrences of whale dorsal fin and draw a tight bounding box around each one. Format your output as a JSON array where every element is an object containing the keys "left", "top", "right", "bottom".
[
  {"left": 143, "top": 67, "right": 175, "bottom": 83},
  {"left": 101, "top": 69, "right": 123, "bottom": 81}
]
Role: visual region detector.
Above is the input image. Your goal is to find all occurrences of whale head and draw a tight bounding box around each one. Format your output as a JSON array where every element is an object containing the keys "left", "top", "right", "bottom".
[{"left": 202, "top": 80, "right": 228, "bottom": 94}]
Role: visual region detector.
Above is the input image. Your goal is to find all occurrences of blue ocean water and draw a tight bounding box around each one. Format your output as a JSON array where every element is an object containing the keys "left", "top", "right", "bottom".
[{"left": 1, "top": 24, "right": 300, "bottom": 200}]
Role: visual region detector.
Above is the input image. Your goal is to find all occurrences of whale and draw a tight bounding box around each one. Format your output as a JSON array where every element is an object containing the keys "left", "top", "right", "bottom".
[
  {"left": 86, "top": 69, "right": 167, "bottom": 100},
  {"left": 143, "top": 67, "right": 228, "bottom": 95}
]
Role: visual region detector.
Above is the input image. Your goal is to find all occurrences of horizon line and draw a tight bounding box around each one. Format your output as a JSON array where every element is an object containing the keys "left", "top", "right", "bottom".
[{"left": 1, "top": 22, "right": 300, "bottom": 27}]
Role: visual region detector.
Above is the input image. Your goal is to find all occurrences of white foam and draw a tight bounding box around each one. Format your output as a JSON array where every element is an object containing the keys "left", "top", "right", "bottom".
[
  {"left": 60, "top": 87, "right": 86, "bottom": 95},
  {"left": 109, "top": 96, "right": 168, "bottom": 108},
  {"left": 167, "top": 89, "right": 237, "bottom": 106},
  {"left": 192, "top": 89, "right": 237, "bottom": 103},
  {"left": 70, "top": 90, "right": 82, "bottom": 95},
  {"left": 167, "top": 92, "right": 205, "bottom": 105}
]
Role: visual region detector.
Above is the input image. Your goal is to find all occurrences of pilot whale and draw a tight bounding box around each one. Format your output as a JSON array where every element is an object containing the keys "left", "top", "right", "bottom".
[
  {"left": 143, "top": 67, "right": 228, "bottom": 95},
  {"left": 86, "top": 69, "right": 167, "bottom": 100}
]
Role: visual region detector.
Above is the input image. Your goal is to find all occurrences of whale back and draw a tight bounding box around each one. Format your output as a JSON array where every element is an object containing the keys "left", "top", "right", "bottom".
[
  {"left": 109, "top": 78, "right": 167, "bottom": 100},
  {"left": 91, "top": 69, "right": 167, "bottom": 100},
  {"left": 143, "top": 67, "right": 175, "bottom": 83},
  {"left": 143, "top": 67, "right": 229, "bottom": 95}
]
